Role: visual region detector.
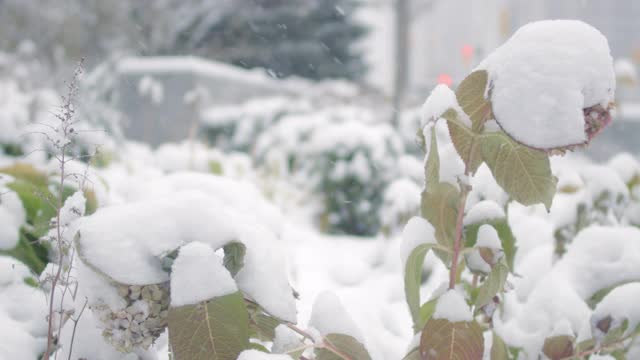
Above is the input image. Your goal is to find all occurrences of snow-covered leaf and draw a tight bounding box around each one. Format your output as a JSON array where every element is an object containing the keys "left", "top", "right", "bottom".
[
  {"left": 443, "top": 109, "right": 483, "bottom": 174},
  {"left": 455, "top": 70, "right": 492, "bottom": 130},
  {"left": 480, "top": 131, "right": 557, "bottom": 210},
  {"left": 419, "top": 319, "right": 484, "bottom": 360},
  {"left": 168, "top": 292, "right": 249, "bottom": 360},
  {"left": 476, "top": 260, "right": 509, "bottom": 308},
  {"left": 315, "top": 333, "right": 372, "bottom": 360},
  {"left": 425, "top": 126, "right": 440, "bottom": 189},
  {"left": 587, "top": 281, "right": 640, "bottom": 309},
  {"left": 465, "top": 220, "right": 516, "bottom": 272},
  {"left": 542, "top": 335, "right": 575, "bottom": 360},
  {"left": 477, "top": 20, "right": 615, "bottom": 150}
]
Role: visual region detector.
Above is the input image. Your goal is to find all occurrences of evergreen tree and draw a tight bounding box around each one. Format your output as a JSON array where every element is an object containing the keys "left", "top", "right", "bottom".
[{"left": 176, "top": 0, "right": 368, "bottom": 80}]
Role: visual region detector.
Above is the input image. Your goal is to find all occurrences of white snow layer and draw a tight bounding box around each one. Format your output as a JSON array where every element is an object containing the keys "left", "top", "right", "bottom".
[
  {"left": 400, "top": 216, "right": 436, "bottom": 265},
  {"left": 591, "top": 283, "right": 640, "bottom": 339},
  {"left": 309, "top": 291, "right": 365, "bottom": 343},
  {"left": 0, "top": 190, "right": 25, "bottom": 250},
  {"left": 476, "top": 224, "right": 502, "bottom": 249},
  {"left": 73, "top": 181, "right": 296, "bottom": 321},
  {"left": 421, "top": 84, "right": 469, "bottom": 127},
  {"left": 170, "top": 242, "right": 237, "bottom": 307},
  {"left": 0, "top": 256, "right": 47, "bottom": 359},
  {"left": 464, "top": 200, "right": 505, "bottom": 225},
  {"left": 432, "top": 289, "right": 473, "bottom": 322},
  {"left": 272, "top": 324, "right": 303, "bottom": 354},
  {"left": 477, "top": 20, "right": 615, "bottom": 149},
  {"left": 58, "top": 191, "right": 86, "bottom": 227},
  {"left": 237, "top": 350, "right": 293, "bottom": 360}
]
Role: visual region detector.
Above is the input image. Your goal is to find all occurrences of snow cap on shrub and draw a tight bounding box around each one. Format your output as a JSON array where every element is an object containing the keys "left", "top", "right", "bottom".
[{"left": 478, "top": 20, "right": 615, "bottom": 151}]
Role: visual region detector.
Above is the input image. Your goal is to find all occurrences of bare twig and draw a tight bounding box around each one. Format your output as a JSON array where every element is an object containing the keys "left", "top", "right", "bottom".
[
  {"left": 43, "top": 59, "right": 85, "bottom": 360},
  {"left": 67, "top": 297, "right": 88, "bottom": 360}
]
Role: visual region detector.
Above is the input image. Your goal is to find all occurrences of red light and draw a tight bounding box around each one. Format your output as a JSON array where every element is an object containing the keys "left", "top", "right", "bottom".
[
  {"left": 437, "top": 73, "right": 453, "bottom": 86},
  {"left": 462, "top": 44, "right": 474, "bottom": 60}
]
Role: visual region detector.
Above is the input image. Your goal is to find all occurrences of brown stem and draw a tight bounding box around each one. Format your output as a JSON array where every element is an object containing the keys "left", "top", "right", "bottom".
[
  {"left": 285, "top": 323, "right": 353, "bottom": 360},
  {"left": 44, "top": 148, "right": 66, "bottom": 360},
  {"left": 559, "top": 339, "right": 628, "bottom": 360},
  {"left": 67, "top": 297, "right": 88, "bottom": 360}
]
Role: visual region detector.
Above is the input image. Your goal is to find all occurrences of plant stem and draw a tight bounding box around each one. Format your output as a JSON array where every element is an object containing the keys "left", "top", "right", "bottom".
[
  {"left": 449, "top": 165, "right": 472, "bottom": 290},
  {"left": 44, "top": 148, "right": 66, "bottom": 360},
  {"left": 559, "top": 335, "right": 633, "bottom": 360},
  {"left": 285, "top": 323, "right": 353, "bottom": 360}
]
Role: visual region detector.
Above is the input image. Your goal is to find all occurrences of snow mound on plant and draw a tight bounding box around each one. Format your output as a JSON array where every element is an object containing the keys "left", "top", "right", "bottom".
[
  {"left": 432, "top": 289, "right": 472, "bottom": 322},
  {"left": 73, "top": 192, "right": 236, "bottom": 285},
  {"left": 73, "top": 187, "right": 297, "bottom": 321},
  {"left": 421, "top": 84, "right": 469, "bottom": 127},
  {"left": 132, "top": 172, "right": 284, "bottom": 236},
  {"left": 478, "top": 20, "right": 615, "bottom": 149},
  {"left": 591, "top": 283, "right": 640, "bottom": 340},
  {"left": 170, "top": 242, "right": 237, "bottom": 307}
]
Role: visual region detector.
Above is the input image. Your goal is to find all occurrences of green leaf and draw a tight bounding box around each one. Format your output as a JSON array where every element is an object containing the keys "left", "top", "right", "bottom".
[
  {"left": 420, "top": 319, "right": 484, "bottom": 360},
  {"left": 425, "top": 126, "right": 440, "bottom": 190},
  {"left": 0, "top": 163, "right": 48, "bottom": 187},
  {"left": 168, "top": 292, "right": 249, "bottom": 360},
  {"left": 574, "top": 338, "right": 595, "bottom": 354},
  {"left": 601, "top": 319, "right": 629, "bottom": 345},
  {"left": 0, "top": 231, "right": 46, "bottom": 274},
  {"left": 402, "top": 347, "right": 421, "bottom": 360},
  {"left": 7, "top": 180, "right": 56, "bottom": 237},
  {"left": 455, "top": 70, "right": 492, "bottom": 130},
  {"left": 23, "top": 276, "right": 39, "bottom": 288},
  {"left": 315, "top": 333, "right": 372, "bottom": 360},
  {"left": 443, "top": 109, "right": 483, "bottom": 174},
  {"left": 542, "top": 335, "right": 575, "bottom": 360},
  {"left": 476, "top": 260, "right": 509, "bottom": 308},
  {"left": 418, "top": 299, "right": 438, "bottom": 331},
  {"left": 480, "top": 132, "right": 557, "bottom": 210},
  {"left": 421, "top": 182, "right": 460, "bottom": 262},
  {"left": 490, "top": 331, "right": 509, "bottom": 360},
  {"left": 209, "top": 160, "right": 224, "bottom": 175},
  {"left": 223, "top": 241, "right": 246, "bottom": 277},
  {"left": 587, "top": 281, "right": 640, "bottom": 309},
  {"left": 247, "top": 303, "right": 281, "bottom": 342},
  {"left": 404, "top": 243, "right": 439, "bottom": 332},
  {"left": 247, "top": 342, "right": 270, "bottom": 353}
]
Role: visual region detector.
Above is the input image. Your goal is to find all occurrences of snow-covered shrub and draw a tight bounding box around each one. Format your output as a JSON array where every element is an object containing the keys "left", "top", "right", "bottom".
[
  {"left": 200, "top": 96, "right": 311, "bottom": 152},
  {"left": 400, "top": 20, "right": 639, "bottom": 360},
  {"left": 379, "top": 178, "right": 421, "bottom": 237},
  {"left": 303, "top": 118, "right": 403, "bottom": 236},
  {"left": 153, "top": 140, "right": 253, "bottom": 180},
  {"left": 550, "top": 155, "right": 635, "bottom": 256},
  {"left": 55, "top": 172, "right": 376, "bottom": 360},
  {"left": 0, "top": 162, "right": 98, "bottom": 274},
  {"left": 254, "top": 105, "right": 404, "bottom": 236}
]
